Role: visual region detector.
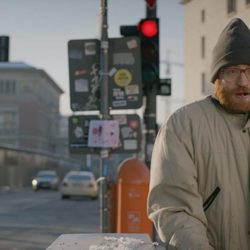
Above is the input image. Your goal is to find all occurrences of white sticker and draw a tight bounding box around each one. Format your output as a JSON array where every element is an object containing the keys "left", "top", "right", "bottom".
[
  {"left": 113, "top": 89, "right": 124, "bottom": 100},
  {"left": 100, "top": 150, "right": 109, "bottom": 158},
  {"left": 86, "top": 154, "right": 91, "bottom": 168},
  {"left": 113, "top": 52, "right": 135, "bottom": 65},
  {"left": 127, "top": 39, "right": 138, "bottom": 49},
  {"left": 88, "top": 120, "right": 119, "bottom": 148},
  {"left": 112, "top": 100, "right": 127, "bottom": 107},
  {"left": 109, "top": 67, "right": 117, "bottom": 76},
  {"left": 75, "top": 79, "right": 88, "bottom": 92},
  {"left": 127, "top": 95, "right": 139, "bottom": 102},
  {"left": 85, "top": 42, "right": 97, "bottom": 55},
  {"left": 69, "top": 49, "right": 82, "bottom": 59},
  {"left": 113, "top": 115, "right": 127, "bottom": 125},
  {"left": 121, "top": 127, "right": 133, "bottom": 138},
  {"left": 74, "top": 126, "right": 84, "bottom": 138},
  {"left": 125, "top": 85, "right": 139, "bottom": 95},
  {"left": 124, "top": 139, "right": 137, "bottom": 150}
]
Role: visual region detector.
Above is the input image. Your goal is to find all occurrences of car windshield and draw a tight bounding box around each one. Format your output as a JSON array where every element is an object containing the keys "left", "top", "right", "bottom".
[
  {"left": 37, "top": 173, "right": 56, "bottom": 178},
  {"left": 67, "top": 175, "right": 91, "bottom": 181}
]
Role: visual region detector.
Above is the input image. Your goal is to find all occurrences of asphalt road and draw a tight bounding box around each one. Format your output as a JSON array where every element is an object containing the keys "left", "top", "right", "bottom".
[{"left": 0, "top": 187, "right": 100, "bottom": 250}]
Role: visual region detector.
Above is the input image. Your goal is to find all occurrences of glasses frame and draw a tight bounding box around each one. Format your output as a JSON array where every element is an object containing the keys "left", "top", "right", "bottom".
[{"left": 219, "top": 67, "right": 250, "bottom": 82}]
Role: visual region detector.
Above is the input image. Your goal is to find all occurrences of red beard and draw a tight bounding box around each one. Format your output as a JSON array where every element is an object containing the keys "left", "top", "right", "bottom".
[{"left": 214, "top": 81, "right": 250, "bottom": 113}]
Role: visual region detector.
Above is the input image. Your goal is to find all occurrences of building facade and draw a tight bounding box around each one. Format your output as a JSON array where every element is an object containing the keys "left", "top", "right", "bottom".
[
  {"left": 182, "top": 0, "right": 250, "bottom": 102},
  {"left": 0, "top": 62, "right": 64, "bottom": 152}
]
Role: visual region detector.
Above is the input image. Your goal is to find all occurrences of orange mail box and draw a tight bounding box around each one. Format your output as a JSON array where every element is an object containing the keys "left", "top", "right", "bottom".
[{"left": 116, "top": 158, "right": 152, "bottom": 238}]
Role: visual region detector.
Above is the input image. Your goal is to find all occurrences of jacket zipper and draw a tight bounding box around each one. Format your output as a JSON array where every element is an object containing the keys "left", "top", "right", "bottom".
[{"left": 203, "top": 186, "right": 221, "bottom": 211}]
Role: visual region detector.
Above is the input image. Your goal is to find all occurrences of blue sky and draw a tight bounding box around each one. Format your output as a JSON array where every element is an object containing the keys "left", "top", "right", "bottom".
[{"left": 0, "top": 0, "right": 184, "bottom": 121}]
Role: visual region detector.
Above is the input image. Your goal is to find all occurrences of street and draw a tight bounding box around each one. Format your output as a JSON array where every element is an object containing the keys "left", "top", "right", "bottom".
[{"left": 0, "top": 187, "right": 100, "bottom": 250}]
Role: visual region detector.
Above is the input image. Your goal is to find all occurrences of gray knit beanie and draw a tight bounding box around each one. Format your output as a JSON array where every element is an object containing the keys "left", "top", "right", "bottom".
[{"left": 210, "top": 18, "right": 250, "bottom": 83}]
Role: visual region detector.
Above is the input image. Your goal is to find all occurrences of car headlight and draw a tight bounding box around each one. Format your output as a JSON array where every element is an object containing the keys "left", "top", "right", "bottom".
[{"left": 32, "top": 179, "right": 38, "bottom": 186}]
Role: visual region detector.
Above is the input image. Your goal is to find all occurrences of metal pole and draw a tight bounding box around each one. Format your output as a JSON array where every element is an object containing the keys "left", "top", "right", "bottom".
[
  {"left": 99, "top": 0, "right": 109, "bottom": 233},
  {"left": 144, "top": 0, "right": 158, "bottom": 241},
  {"left": 144, "top": 1, "right": 157, "bottom": 167},
  {"left": 144, "top": 89, "right": 157, "bottom": 167}
]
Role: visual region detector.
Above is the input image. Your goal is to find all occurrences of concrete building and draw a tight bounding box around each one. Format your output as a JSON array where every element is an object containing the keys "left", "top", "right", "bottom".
[
  {"left": 57, "top": 115, "right": 70, "bottom": 156},
  {"left": 0, "top": 61, "right": 64, "bottom": 152},
  {"left": 182, "top": 0, "right": 250, "bottom": 102}
]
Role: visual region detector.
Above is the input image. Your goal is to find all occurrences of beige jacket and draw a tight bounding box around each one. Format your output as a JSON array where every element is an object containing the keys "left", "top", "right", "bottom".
[{"left": 148, "top": 96, "right": 250, "bottom": 250}]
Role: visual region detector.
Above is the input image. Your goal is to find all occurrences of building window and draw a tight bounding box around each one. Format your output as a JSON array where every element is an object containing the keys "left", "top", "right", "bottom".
[
  {"left": 0, "top": 79, "right": 16, "bottom": 94},
  {"left": 201, "top": 36, "right": 205, "bottom": 59},
  {"left": 19, "top": 81, "right": 33, "bottom": 94},
  {"left": 227, "top": 0, "right": 236, "bottom": 13},
  {"left": 201, "top": 9, "right": 205, "bottom": 22},
  {"left": 0, "top": 111, "right": 18, "bottom": 135}
]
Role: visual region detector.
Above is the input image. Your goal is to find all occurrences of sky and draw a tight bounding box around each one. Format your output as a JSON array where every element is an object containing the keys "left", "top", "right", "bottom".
[{"left": 0, "top": 0, "right": 184, "bottom": 124}]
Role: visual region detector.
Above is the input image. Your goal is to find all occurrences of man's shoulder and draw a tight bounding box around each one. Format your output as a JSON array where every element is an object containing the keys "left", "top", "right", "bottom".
[
  {"left": 174, "top": 96, "right": 213, "bottom": 117},
  {"left": 161, "top": 96, "right": 215, "bottom": 131}
]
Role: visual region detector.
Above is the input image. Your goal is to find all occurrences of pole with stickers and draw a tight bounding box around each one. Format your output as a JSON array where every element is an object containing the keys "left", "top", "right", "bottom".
[{"left": 98, "top": 0, "right": 110, "bottom": 233}]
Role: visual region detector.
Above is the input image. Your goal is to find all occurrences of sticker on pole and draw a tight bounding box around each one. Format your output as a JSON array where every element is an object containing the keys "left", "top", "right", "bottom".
[
  {"left": 114, "top": 69, "right": 132, "bottom": 87},
  {"left": 88, "top": 120, "right": 119, "bottom": 148}
]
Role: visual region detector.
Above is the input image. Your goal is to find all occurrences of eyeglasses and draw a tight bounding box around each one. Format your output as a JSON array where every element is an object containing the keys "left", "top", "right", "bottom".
[{"left": 220, "top": 67, "right": 250, "bottom": 82}]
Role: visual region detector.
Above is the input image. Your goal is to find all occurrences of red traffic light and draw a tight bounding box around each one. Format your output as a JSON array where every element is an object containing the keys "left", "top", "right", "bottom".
[{"left": 140, "top": 19, "right": 158, "bottom": 38}]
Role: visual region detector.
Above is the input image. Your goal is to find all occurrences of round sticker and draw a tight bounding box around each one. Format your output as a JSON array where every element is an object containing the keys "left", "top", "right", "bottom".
[
  {"left": 74, "top": 126, "right": 83, "bottom": 138},
  {"left": 72, "top": 117, "right": 79, "bottom": 124},
  {"left": 114, "top": 69, "right": 132, "bottom": 87},
  {"left": 130, "top": 119, "right": 138, "bottom": 129}
]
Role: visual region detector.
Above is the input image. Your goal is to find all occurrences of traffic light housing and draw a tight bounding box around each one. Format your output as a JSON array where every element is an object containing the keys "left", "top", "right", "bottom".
[
  {"left": 0, "top": 36, "right": 9, "bottom": 62},
  {"left": 139, "top": 18, "right": 159, "bottom": 90},
  {"left": 120, "top": 25, "right": 138, "bottom": 37}
]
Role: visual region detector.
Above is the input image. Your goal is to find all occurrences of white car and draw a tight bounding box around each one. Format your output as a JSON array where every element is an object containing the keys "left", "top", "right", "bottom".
[
  {"left": 60, "top": 171, "right": 98, "bottom": 200},
  {"left": 32, "top": 170, "right": 60, "bottom": 190}
]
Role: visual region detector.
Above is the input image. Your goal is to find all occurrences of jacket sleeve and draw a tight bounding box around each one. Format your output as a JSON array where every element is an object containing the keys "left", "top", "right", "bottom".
[{"left": 147, "top": 114, "right": 214, "bottom": 250}]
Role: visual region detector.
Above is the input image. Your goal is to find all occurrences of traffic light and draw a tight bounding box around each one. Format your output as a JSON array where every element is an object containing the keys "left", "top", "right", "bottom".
[
  {"left": 120, "top": 25, "right": 138, "bottom": 37},
  {"left": 139, "top": 18, "right": 159, "bottom": 90},
  {"left": 0, "top": 36, "right": 9, "bottom": 62}
]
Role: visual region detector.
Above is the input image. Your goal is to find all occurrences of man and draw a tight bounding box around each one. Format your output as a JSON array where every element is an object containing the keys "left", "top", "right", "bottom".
[{"left": 148, "top": 18, "right": 250, "bottom": 250}]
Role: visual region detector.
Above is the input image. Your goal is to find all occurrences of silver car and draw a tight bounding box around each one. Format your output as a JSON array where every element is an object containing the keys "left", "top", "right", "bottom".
[
  {"left": 32, "top": 170, "right": 60, "bottom": 190},
  {"left": 60, "top": 171, "right": 98, "bottom": 200}
]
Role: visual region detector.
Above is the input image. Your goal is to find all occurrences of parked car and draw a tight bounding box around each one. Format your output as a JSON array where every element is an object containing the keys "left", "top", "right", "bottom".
[
  {"left": 32, "top": 170, "right": 60, "bottom": 190},
  {"left": 60, "top": 171, "right": 98, "bottom": 200}
]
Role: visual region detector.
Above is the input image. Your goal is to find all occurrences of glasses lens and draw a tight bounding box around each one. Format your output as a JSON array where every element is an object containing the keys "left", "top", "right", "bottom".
[
  {"left": 245, "top": 69, "right": 250, "bottom": 81},
  {"left": 222, "top": 68, "right": 239, "bottom": 81}
]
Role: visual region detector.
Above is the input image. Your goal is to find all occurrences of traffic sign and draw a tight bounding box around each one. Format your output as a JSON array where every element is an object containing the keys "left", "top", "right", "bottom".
[
  {"left": 68, "top": 37, "right": 142, "bottom": 111},
  {"left": 112, "top": 114, "right": 142, "bottom": 153},
  {"left": 158, "top": 78, "right": 171, "bottom": 96},
  {"left": 69, "top": 114, "right": 142, "bottom": 154},
  {"left": 68, "top": 39, "right": 100, "bottom": 111},
  {"left": 109, "top": 36, "right": 142, "bottom": 109}
]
